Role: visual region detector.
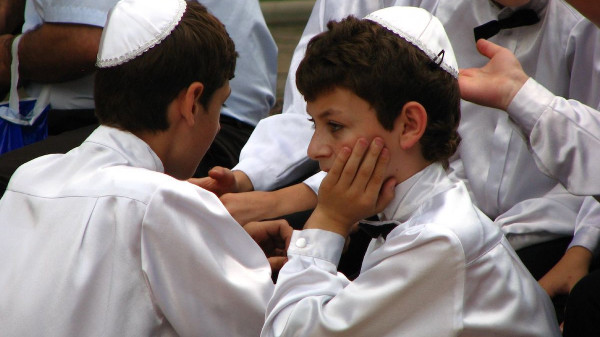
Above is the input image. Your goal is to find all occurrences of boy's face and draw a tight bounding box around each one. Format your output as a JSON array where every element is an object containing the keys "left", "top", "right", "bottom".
[{"left": 307, "top": 86, "right": 399, "bottom": 177}]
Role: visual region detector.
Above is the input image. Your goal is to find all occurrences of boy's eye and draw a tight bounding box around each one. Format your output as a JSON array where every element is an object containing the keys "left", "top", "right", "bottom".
[
  {"left": 307, "top": 117, "right": 316, "bottom": 129},
  {"left": 328, "top": 121, "right": 343, "bottom": 132}
]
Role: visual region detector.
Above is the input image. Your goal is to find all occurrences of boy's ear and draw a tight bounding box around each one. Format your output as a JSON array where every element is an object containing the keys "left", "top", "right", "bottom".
[
  {"left": 180, "top": 82, "right": 205, "bottom": 126},
  {"left": 395, "top": 101, "right": 427, "bottom": 150}
]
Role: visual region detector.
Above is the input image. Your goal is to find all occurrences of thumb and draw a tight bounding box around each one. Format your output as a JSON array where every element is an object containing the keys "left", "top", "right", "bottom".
[
  {"left": 475, "top": 38, "right": 503, "bottom": 60},
  {"left": 207, "top": 166, "right": 226, "bottom": 180},
  {"left": 268, "top": 256, "right": 288, "bottom": 273}
]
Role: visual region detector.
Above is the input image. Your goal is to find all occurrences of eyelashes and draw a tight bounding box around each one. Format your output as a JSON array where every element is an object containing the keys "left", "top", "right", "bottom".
[{"left": 307, "top": 118, "right": 343, "bottom": 132}]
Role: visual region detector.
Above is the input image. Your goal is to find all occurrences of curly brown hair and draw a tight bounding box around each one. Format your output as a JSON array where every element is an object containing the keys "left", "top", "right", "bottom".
[{"left": 296, "top": 15, "right": 461, "bottom": 168}]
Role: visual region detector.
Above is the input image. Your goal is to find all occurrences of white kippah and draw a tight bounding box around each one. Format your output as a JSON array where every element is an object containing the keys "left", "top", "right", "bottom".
[
  {"left": 97, "top": 0, "right": 187, "bottom": 68},
  {"left": 365, "top": 6, "right": 459, "bottom": 78}
]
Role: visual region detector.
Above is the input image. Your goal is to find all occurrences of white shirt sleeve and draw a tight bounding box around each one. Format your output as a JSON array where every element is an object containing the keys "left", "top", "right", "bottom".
[
  {"left": 262, "top": 228, "right": 465, "bottom": 337},
  {"left": 141, "top": 183, "right": 274, "bottom": 336},
  {"left": 571, "top": 196, "right": 600, "bottom": 255},
  {"left": 508, "top": 78, "right": 600, "bottom": 198}
]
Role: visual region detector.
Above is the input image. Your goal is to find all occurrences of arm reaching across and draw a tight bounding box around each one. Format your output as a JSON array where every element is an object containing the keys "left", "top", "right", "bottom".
[
  {"left": 220, "top": 183, "right": 317, "bottom": 226},
  {"left": 189, "top": 166, "right": 254, "bottom": 196}
]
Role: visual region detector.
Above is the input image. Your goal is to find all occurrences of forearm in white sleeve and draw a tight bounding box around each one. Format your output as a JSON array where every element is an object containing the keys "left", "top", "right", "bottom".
[{"left": 508, "top": 78, "right": 600, "bottom": 197}]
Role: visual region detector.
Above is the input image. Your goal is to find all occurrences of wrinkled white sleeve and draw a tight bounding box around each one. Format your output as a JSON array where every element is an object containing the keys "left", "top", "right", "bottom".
[
  {"left": 262, "top": 229, "right": 464, "bottom": 337},
  {"left": 141, "top": 183, "right": 274, "bottom": 337},
  {"left": 508, "top": 78, "right": 600, "bottom": 198},
  {"left": 571, "top": 197, "right": 600, "bottom": 255}
]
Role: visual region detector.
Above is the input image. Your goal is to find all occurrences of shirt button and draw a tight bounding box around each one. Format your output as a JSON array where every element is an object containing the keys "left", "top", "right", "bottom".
[{"left": 295, "top": 238, "right": 307, "bottom": 248}]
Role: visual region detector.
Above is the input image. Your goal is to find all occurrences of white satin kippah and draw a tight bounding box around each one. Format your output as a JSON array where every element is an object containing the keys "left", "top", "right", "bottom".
[
  {"left": 97, "top": 0, "right": 187, "bottom": 68},
  {"left": 365, "top": 6, "right": 459, "bottom": 78}
]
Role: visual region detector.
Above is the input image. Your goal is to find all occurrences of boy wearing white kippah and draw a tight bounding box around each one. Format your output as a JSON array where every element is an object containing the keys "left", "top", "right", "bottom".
[
  {"left": 261, "top": 7, "right": 560, "bottom": 337},
  {"left": 0, "top": 0, "right": 290, "bottom": 336}
]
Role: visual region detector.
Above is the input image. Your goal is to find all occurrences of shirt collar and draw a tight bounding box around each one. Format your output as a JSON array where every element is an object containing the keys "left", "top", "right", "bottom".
[
  {"left": 490, "top": 0, "right": 547, "bottom": 19},
  {"left": 379, "top": 163, "right": 452, "bottom": 222},
  {"left": 84, "top": 125, "right": 165, "bottom": 173}
]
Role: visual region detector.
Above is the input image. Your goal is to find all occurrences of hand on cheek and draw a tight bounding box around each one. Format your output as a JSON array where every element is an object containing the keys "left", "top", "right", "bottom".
[{"left": 306, "top": 137, "right": 397, "bottom": 237}]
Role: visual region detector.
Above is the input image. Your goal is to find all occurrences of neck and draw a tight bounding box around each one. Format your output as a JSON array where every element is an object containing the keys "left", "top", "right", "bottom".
[{"left": 389, "top": 150, "right": 432, "bottom": 184}]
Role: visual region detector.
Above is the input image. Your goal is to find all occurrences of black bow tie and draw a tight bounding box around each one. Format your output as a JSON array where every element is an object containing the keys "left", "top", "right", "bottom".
[
  {"left": 473, "top": 9, "right": 540, "bottom": 42},
  {"left": 358, "top": 221, "right": 398, "bottom": 240}
]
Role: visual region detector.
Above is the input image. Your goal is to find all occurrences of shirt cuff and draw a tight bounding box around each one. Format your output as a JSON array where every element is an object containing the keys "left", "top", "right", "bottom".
[
  {"left": 303, "top": 171, "right": 326, "bottom": 195},
  {"left": 570, "top": 224, "right": 600, "bottom": 256},
  {"left": 288, "top": 229, "right": 346, "bottom": 266},
  {"left": 507, "top": 78, "right": 555, "bottom": 137}
]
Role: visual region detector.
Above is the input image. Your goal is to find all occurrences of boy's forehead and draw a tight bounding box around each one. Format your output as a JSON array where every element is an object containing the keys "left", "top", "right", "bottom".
[{"left": 306, "top": 87, "right": 373, "bottom": 119}]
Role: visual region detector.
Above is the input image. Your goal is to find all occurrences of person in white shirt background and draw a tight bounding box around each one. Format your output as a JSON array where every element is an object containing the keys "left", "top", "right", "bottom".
[
  {"left": 198, "top": 0, "right": 600, "bottom": 325},
  {"left": 261, "top": 7, "right": 560, "bottom": 336},
  {"left": 458, "top": 3, "right": 600, "bottom": 334},
  {"left": 0, "top": 0, "right": 291, "bottom": 335}
]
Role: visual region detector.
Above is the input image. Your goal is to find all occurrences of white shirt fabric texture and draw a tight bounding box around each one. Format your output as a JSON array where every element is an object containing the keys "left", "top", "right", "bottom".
[
  {"left": 21, "top": 0, "right": 277, "bottom": 126},
  {"left": 0, "top": 126, "right": 274, "bottom": 336},
  {"left": 262, "top": 163, "right": 560, "bottom": 337},
  {"left": 509, "top": 78, "right": 600, "bottom": 198},
  {"left": 236, "top": 0, "right": 600, "bottom": 252}
]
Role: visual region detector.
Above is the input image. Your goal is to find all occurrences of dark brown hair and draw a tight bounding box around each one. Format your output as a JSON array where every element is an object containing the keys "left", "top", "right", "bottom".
[
  {"left": 94, "top": 1, "right": 237, "bottom": 132},
  {"left": 296, "top": 15, "right": 461, "bottom": 167}
]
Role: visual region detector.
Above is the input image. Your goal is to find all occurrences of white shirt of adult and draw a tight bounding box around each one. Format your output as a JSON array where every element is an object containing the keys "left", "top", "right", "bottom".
[
  {"left": 22, "top": 0, "right": 277, "bottom": 126},
  {"left": 236, "top": 0, "right": 600, "bottom": 252},
  {"left": 0, "top": 126, "right": 274, "bottom": 336},
  {"left": 262, "top": 164, "right": 560, "bottom": 337}
]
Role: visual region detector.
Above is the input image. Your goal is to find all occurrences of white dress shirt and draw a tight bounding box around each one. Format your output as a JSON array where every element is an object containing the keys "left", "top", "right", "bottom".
[
  {"left": 262, "top": 164, "right": 560, "bottom": 337},
  {"left": 21, "top": 0, "right": 277, "bottom": 125},
  {"left": 0, "top": 126, "right": 274, "bottom": 336},
  {"left": 236, "top": 0, "right": 600, "bottom": 252}
]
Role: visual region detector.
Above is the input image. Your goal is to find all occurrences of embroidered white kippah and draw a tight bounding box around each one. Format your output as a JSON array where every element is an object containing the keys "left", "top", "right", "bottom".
[
  {"left": 97, "top": 0, "right": 187, "bottom": 68},
  {"left": 365, "top": 6, "right": 459, "bottom": 78}
]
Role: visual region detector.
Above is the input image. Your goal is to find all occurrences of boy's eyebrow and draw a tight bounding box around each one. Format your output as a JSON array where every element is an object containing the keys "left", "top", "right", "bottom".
[{"left": 312, "top": 109, "right": 339, "bottom": 119}]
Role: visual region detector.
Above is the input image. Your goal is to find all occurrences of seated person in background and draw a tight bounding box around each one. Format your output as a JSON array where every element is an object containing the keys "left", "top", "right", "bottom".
[
  {"left": 0, "top": 0, "right": 277, "bottom": 195},
  {"left": 459, "top": 33, "right": 600, "bottom": 337},
  {"left": 0, "top": 0, "right": 291, "bottom": 335},
  {"left": 261, "top": 7, "right": 560, "bottom": 337}
]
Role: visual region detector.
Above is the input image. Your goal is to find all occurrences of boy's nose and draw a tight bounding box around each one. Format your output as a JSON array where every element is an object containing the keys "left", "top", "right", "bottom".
[{"left": 307, "top": 133, "right": 330, "bottom": 160}]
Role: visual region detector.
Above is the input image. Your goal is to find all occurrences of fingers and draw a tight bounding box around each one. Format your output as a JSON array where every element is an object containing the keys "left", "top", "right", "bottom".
[
  {"left": 268, "top": 256, "right": 288, "bottom": 273},
  {"left": 331, "top": 137, "right": 385, "bottom": 190},
  {"left": 475, "top": 38, "right": 503, "bottom": 60},
  {"left": 337, "top": 138, "right": 369, "bottom": 186}
]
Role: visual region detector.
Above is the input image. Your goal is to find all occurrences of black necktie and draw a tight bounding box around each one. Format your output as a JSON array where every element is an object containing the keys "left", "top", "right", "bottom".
[
  {"left": 358, "top": 221, "right": 398, "bottom": 240},
  {"left": 473, "top": 9, "right": 540, "bottom": 42}
]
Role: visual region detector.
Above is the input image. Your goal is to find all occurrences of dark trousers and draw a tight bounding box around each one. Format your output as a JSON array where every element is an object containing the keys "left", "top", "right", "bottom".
[
  {"left": 516, "top": 236, "right": 573, "bottom": 323},
  {"left": 563, "top": 269, "right": 600, "bottom": 337},
  {"left": 0, "top": 112, "right": 254, "bottom": 197}
]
